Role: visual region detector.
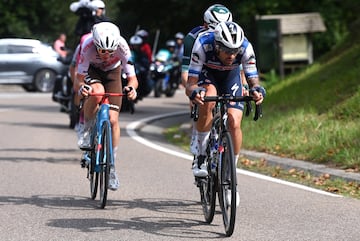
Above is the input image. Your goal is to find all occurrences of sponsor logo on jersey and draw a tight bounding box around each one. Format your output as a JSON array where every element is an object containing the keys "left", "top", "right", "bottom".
[{"left": 191, "top": 53, "right": 200, "bottom": 63}]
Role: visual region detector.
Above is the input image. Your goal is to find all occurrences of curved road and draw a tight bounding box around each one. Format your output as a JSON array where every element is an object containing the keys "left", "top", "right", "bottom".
[{"left": 0, "top": 87, "right": 359, "bottom": 241}]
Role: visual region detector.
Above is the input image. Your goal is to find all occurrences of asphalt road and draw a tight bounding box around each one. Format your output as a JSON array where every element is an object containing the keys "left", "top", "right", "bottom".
[{"left": 1, "top": 85, "right": 360, "bottom": 241}]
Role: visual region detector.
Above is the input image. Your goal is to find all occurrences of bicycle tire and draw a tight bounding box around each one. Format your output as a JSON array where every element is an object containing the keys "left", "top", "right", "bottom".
[
  {"left": 218, "top": 131, "right": 237, "bottom": 237},
  {"left": 199, "top": 155, "right": 216, "bottom": 223},
  {"left": 89, "top": 149, "right": 98, "bottom": 200},
  {"left": 99, "top": 121, "right": 110, "bottom": 209}
]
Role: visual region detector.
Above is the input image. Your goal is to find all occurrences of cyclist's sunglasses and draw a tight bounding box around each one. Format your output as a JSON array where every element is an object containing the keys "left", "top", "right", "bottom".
[
  {"left": 97, "top": 48, "right": 115, "bottom": 54},
  {"left": 217, "top": 45, "right": 240, "bottom": 55}
]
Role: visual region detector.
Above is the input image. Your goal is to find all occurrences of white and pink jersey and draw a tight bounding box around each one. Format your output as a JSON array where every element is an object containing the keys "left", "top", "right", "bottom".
[{"left": 77, "top": 35, "right": 136, "bottom": 77}]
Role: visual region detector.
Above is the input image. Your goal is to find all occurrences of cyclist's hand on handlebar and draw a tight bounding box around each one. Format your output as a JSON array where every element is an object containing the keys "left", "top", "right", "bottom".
[
  {"left": 250, "top": 86, "right": 266, "bottom": 105},
  {"left": 123, "top": 86, "right": 137, "bottom": 101},
  {"left": 78, "top": 84, "right": 92, "bottom": 98},
  {"left": 189, "top": 87, "right": 206, "bottom": 105}
]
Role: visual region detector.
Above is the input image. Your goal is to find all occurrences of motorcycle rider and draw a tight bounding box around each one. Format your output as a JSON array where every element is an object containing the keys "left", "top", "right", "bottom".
[
  {"left": 136, "top": 29, "right": 153, "bottom": 63},
  {"left": 76, "top": 22, "right": 138, "bottom": 190},
  {"left": 129, "top": 35, "right": 152, "bottom": 100},
  {"left": 165, "top": 39, "right": 181, "bottom": 88}
]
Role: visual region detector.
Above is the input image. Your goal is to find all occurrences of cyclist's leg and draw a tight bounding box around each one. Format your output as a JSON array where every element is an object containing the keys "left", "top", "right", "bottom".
[
  {"left": 217, "top": 67, "right": 244, "bottom": 165},
  {"left": 103, "top": 66, "right": 122, "bottom": 191},
  {"left": 78, "top": 67, "right": 105, "bottom": 148},
  {"left": 103, "top": 66, "right": 122, "bottom": 150},
  {"left": 192, "top": 73, "right": 216, "bottom": 177}
]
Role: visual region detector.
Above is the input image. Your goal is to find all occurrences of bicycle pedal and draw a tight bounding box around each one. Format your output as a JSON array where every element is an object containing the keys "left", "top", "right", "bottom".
[{"left": 80, "top": 159, "right": 87, "bottom": 168}]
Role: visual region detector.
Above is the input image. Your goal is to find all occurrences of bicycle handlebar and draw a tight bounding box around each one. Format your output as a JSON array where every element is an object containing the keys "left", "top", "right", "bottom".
[
  {"left": 191, "top": 95, "right": 262, "bottom": 121},
  {"left": 79, "top": 92, "right": 127, "bottom": 111}
]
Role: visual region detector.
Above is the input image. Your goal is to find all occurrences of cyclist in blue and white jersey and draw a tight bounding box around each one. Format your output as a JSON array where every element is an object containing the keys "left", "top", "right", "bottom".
[
  {"left": 185, "top": 22, "right": 266, "bottom": 185},
  {"left": 181, "top": 4, "right": 233, "bottom": 156}
]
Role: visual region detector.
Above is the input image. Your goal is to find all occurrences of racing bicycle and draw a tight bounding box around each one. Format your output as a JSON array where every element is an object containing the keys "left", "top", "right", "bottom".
[
  {"left": 192, "top": 94, "right": 262, "bottom": 236},
  {"left": 80, "top": 92, "right": 125, "bottom": 209}
]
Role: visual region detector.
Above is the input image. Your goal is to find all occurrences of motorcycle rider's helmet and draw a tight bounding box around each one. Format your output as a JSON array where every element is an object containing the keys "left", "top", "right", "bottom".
[
  {"left": 214, "top": 21, "right": 244, "bottom": 51},
  {"left": 90, "top": 0, "right": 105, "bottom": 10},
  {"left": 204, "top": 4, "right": 233, "bottom": 29},
  {"left": 136, "top": 29, "right": 149, "bottom": 38},
  {"left": 92, "top": 22, "right": 121, "bottom": 51},
  {"left": 130, "top": 35, "right": 143, "bottom": 45},
  {"left": 166, "top": 40, "right": 176, "bottom": 48},
  {"left": 174, "top": 32, "right": 184, "bottom": 40}
]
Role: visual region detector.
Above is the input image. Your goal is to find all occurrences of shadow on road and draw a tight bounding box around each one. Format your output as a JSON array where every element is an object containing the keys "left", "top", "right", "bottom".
[{"left": 0, "top": 194, "right": 225, "bottom": 239}]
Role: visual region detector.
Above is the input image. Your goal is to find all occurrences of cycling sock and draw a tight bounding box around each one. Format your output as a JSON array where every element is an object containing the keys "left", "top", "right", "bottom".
[
  {"left": 113, "top": 146, "right": 118, "bottom": 163},
  {"left": 197, "top": 131, "right": 210, "bottom": 156},
  {"left": 235, "top": 154, "right": 239, "bottom": 167}
]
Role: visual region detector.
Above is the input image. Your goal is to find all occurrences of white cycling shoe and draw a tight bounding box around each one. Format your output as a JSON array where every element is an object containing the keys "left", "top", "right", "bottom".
[
  {"left": 78, "top": 129, "right": 91, "bottom": 150},
  {"left": 108, "top": 167, "right": 119, "bottom": 191},
  {"left": 192, "top": 155, "right": 208, "bottom": 177}
]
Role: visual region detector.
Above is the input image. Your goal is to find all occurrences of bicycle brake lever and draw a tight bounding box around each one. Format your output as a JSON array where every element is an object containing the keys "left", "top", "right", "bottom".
[
  {"left": 191, "top": 104, "right": 199, "bottom": 121},
  {"left": 254, "top": 104, "right": 262, "bottom": 121},
  {"left": 245, "top": 101, "right": 252, "bottom": 117},
  {"left": 78, "top": 99, "right": 84, "bottom": 111}
]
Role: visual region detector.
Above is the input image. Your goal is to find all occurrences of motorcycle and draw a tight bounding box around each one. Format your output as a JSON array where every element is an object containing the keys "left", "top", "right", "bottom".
[
  {"left": 52, "top": 50, "right": 79, "bottom": 129},
  {"left": 150, "top": 49, "right": 180, "bottom": 98}
]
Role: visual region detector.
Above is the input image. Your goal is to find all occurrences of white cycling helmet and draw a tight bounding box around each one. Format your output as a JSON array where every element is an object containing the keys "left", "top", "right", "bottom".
[
  {"left": 129, "top": 35, "right": 143, "bottom": 45},
  {"left": 175, "top": 32, "right": 184, "bottom": 39},
  {"left": 92, "top": 22, "right": 121, "bottom": 50},
  {"left": 166, "top": 40, "right": 176, "bottom": 48},
  {"left": 204, "top": 4, "right": 233, "bottom": 29},
  {"left": 90, "top": 0, "right": 105, "bottom": 10},
  {"left": 214, "top": 21, "right": 244, "bottom": 50}
]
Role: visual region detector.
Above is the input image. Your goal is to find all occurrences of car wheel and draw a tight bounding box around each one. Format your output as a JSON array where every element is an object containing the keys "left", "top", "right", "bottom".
[{"left": 33, "top": 69, "right": 57, "bottom": 92}]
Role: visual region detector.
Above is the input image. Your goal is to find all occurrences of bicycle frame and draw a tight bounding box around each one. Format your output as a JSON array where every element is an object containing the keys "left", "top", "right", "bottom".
[
  {"left": 82, "top": 92, "right": 125, "bottom": 208},
  {"left": 193, "top": 94, "right": 262, "bottom": 236}
]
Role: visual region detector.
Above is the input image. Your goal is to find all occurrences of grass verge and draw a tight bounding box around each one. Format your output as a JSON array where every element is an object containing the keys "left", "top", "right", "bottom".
[{"left": 164, "top": 125, "right": 360, "bottom": 199}]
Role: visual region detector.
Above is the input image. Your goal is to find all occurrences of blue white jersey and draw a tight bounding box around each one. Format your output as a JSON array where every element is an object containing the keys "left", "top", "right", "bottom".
[{"left": 188, "top": 31, "right": 258, "bottom": 80}]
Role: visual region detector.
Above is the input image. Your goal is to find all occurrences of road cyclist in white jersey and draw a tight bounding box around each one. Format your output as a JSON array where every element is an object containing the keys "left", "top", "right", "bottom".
[
  {"left": 76, "top": 22, "right": 138, "bottom": 190},
  {"left": 185, "top": 21, "right": 266, "bottom": 206}
]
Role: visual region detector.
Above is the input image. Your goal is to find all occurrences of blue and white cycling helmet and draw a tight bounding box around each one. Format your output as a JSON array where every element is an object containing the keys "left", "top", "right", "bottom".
[
  {"left": 92, "top": 22, "right": 121, "bottom": 51},
  {"left": 214, "top": 21, "right": 244, "bottom": 52},
  {"left": 204, "top": 4, "right": 233, "bottom": 29}
]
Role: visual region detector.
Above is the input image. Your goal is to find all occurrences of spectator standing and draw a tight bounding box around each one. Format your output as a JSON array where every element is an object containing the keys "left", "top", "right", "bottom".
[{"left": 53, "top": 33, "right": 68, "bottom": 58}]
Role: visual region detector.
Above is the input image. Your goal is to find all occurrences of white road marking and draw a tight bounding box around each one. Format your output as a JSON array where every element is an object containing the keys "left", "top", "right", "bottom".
[{"left": 126, "top": 112, "right": 342, "bottom": 198}]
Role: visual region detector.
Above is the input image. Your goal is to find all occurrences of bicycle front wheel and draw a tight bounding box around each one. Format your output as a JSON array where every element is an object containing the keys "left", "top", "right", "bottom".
[
  {"left": 198, "top": 155, "right": 216, "bottom": 223},
  {"left": 218, "top": 131, "right": 237, "bottom": 237},
  {"left": 99, "top": 122, "right": 111, "bottom": 209}
]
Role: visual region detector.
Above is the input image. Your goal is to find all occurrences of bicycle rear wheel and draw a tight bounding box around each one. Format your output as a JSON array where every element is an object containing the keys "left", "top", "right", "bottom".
[
  {"left": 198, "top": 155, "right": 216, "bottom": 223},
  {"left": 218, "top": 131, "right": 237, "bottom": 237},
  {"left": 99, "top": 122, "right": 111, "bottom": 209}
]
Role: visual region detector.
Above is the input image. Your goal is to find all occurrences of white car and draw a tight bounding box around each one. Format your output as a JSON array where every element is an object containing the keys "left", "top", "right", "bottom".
[{"left": 0, "top": 38, "right": 68, "bottom": 92}]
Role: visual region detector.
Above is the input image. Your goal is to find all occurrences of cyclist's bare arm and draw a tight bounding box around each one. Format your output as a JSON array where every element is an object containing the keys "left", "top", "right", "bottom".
[
  {"left": 123, "top": 74, "right": 138, "bottom": 101},
  {"left": 245, "top": 76, "right": 264, "bottom": 105},
  {"left": 186, "top": 76, "right": 205, "bottom": 105},
  {"left": 76, "top": 73, "right": 90, "bottom": 97}
]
